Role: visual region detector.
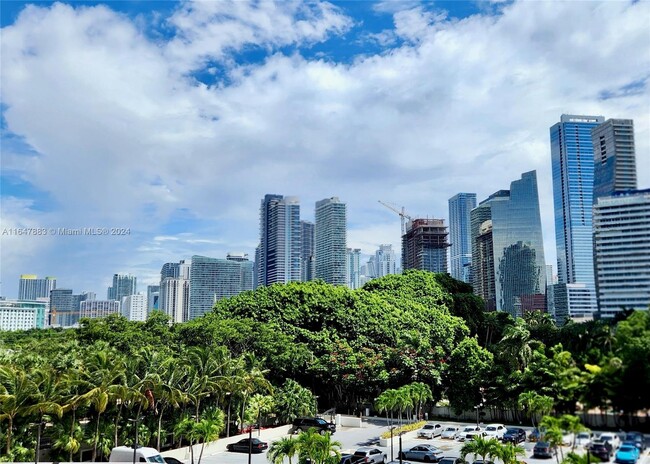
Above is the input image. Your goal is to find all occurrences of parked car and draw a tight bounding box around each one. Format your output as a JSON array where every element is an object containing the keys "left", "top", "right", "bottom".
[
  {"left": 226, "top": 438, "right": 268, "bottom": 453},
  {"left": 575, "top": 432, "right": 593, "bottom": 448},
  {"left": 438, "top": 457, "right": 466, "bottom": 464},
  {"left": 456, "top": 426, "right": 483, "bottom": 442},
  {"left": 466, "top": 426, "right": 486, "bottom": 441},
  {"left": 441, "top": 427, "right": 461, "bottom": 440},
  {"left": 600, "top": 433, "right": 621, "bottom": 450},
  {"left": 341, "top": 455, "right": 364, "bottom": 464},
  {"left": 533, "top": 442, "right": 555, "bottom": 459},
  {"left": 502, "top": 428, "right": 527, "bottom": 444},
  {"left": 290, "top": 417, "right": 336, "bottom": 434},
  {"left": 625, "top": 432, "right": 646, "bottom": 451},
  {"left": 588, "top": 442, "right": 613, "bottom": 461},
  {"left": 418, "top": 423, "right": 444, "bottom": 439},
  {"left": 399, "top": 444, "right": 444, "bottom": 462},
  {"left": 615, "top": 444, "right": 640, "bottom": 464},
  {"left": 354, "top": 447, "right": 387, "bottom": 464},
  {"left": 484, "top": 424, "right": 506, "bottom": 440},
  {"left": 622, "top": 440, "right": 644, "bottom": 454},
  {"left": 163, "top": 458, "right": 184, "bottom": 464},
  {"left": 529, "top": 428, "right": 544, "bottom": 442}
]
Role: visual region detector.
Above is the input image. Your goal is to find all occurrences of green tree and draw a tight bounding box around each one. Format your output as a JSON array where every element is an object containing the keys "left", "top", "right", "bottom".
[
  {"left": 195, "top": 409, "right": 225, "bottom": 464},
  {"left": 273, "top": 379, "right": 317, "bottom": 424},
  {"left": 563, "top": 452, "right": 601, "bottom": 464},
  {"left": 297, "top": 429, "right": 341, "bottom": 464},
  {"left": 460, "top": 436, "right": 501, "bottom": 464},
  {"left": 0, "top": 365, "right": 37, "bottom": 455},
  {"left": 518, "top": 392, "right": 554, "bottom": 428},
  {"left": 268, "top": 436, "right": 300, "bottom": 464},
  {"left": 496, "top": 442, "right": 526, "bottom": 464}
]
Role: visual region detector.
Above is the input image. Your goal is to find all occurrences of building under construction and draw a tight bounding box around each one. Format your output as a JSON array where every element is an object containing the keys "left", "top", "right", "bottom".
[{"left": 401, "top": 218, "right": 450, "bottom": 273}]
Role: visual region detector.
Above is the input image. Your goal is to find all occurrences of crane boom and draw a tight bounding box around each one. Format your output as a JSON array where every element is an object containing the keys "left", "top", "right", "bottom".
[{"left": 378, "top": 200, "right": 412, "bottom": 235}]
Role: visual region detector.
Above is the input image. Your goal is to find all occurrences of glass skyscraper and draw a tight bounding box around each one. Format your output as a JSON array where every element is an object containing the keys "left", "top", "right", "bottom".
[
  {"left": 257, "top": 195, "right": 302, "bottom": 287},
  {"left": 592, "top": 119, "right": 637, "bottom": 202},
  {"left": 18, "top": 275, "right": 56, "bottom": 300},
  {"left": 402, "top": 219, "right": 449, "bottom": 273},
  {"left": 449, "top": 193, "right": 477, "bottom": 283},
  {"left": 315, "top": 197, "right": 347, "bottom": 285},
  {"left": 550, "top": 114, "right": 604, "bottom": 316},
  {"left": 107, "top": 273, "right": 137, "bottom": 301},
  {"left": 189, "top": 254, "right": 254, "bottom": 320},
  {"left": 471, "top": 172, "right": 546, "bottom": 316},
  {"left": 301, "top": 220, "right": 315, "bottom": 282}
]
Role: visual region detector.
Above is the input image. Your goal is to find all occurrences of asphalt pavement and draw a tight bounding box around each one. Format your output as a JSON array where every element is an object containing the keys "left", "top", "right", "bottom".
[{"left": 199, "top": 419, "right": 650, "bottom": 464}]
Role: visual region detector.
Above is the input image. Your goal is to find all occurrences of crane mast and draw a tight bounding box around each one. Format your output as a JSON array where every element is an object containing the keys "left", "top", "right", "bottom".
[{"left": 378, "top": 200, "right": 412, "bottom": 235}]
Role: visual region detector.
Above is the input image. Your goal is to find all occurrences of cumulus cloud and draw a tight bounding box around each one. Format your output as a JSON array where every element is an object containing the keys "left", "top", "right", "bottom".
[{"left": 1, "top": 0, "right": 648, "bottom": 295}]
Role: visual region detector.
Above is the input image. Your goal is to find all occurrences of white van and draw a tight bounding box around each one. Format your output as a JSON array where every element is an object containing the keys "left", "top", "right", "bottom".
[{"left": 109, "top": 446, "right": 166, "bottom": 463}]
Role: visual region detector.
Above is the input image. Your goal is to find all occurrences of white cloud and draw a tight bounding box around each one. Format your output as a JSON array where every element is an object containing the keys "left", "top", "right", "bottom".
[{"left": 1, "top": 0, "right": 649, "bottom": 296}]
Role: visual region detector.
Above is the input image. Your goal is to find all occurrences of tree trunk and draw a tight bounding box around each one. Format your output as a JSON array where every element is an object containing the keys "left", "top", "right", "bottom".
[
  {"left": 70, "top": 408, "right": 76, "bottom": 462},
  {"left": 227, "top": 397, "right": 232, "bottom": 437},
  {"left": 93, "top": 410, "right": 102, "bottom": 461},
  {"left": 157, "top": 404, "right": 166, "bottom": 451},
  {"left": 115, "top": 403, "right": 123, "bottom": 447},
  {"left": 198, "top": 442, "right": 206, "bottom": 464},
  {"left": 6, "top": 416, "right": 12, "bottom": 456},
  {"left": 35, "top": 413, "right": 42, "bottom": 464}
]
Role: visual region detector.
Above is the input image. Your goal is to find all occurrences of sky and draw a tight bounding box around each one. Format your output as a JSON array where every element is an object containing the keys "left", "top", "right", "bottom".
[{"left": 1, "top": 0, "right": 649, "bottom": 298}]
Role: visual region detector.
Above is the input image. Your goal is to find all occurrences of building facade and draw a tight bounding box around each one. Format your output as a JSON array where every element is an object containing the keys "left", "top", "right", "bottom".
[
  {"left": 147, "top": 285, "right": 160, "bottom": 315},
  {"left": 107, "top": 273, "right": 137, "bottom": 301},
  {"left": 315, "top": 197, "right": 347, "bottom": 285},
  {"left": 301, "top": 221, "right": 315, "bottom": 282},
  {"left": 471, "top": 172, "right": 546, "bottom": 316},
  {"left": 402, "top": 219, "right": 449, "bottom": 273},
  {"left": 593, "top": 190, "right": 650, "bottom": 318},
  {"left": 449, "top": 193, "right": 477, "bottom": 283},
  {"left": 121, "top": 293, "right": 147, "bottom": 321},
  {"left": 189, "top": 254, "right": 254, "bottom": 320},
  {"left": 18, "top": 275, "right": 56, "bottom": 300},
  {"left": 257, "top": 195, "right": 302, "bottom": 287},
  {"left": 346, "top": 248, "right": 361, "bottom": 289},
  {"left": 592, "top": 119, "right": 637, "bottom": 201},
  {"left": 375, "top": 244, "right": 398, "bottom": 277},
  {"left": 0, "top": 300, "right": 47, "bottom": 331},
  {"left": 550, "top": 114, "right": 604, "bottom": 316},
  {"left": 80, "top": 300, "right": 121, "bottom": 320}
]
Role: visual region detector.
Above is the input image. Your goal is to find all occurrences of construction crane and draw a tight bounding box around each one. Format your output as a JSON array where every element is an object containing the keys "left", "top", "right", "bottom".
[{"left": 378, "top": 200, "right": 412, "bottom": 235}]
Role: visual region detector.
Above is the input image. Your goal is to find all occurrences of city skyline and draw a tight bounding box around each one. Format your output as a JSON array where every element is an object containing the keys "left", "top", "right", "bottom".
[{"left": 2, "top": 1, "right": 649, "bottom": 298}]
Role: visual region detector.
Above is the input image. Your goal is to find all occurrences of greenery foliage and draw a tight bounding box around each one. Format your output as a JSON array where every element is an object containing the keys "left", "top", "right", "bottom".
[{"left": 0, "top": 270, "right": 649, "bottom": 460}]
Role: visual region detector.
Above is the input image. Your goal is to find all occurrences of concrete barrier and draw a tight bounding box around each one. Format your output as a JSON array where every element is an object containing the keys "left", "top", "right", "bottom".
[{"left": 338, "top": 414, "right": 363, "bottom": 428}]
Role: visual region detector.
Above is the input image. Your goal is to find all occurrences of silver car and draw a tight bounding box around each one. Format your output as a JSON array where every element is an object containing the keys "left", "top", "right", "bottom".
[
  {"left": 418, "top": 423, "right": 443, "bottom": 439},
  {"left": 354, "top": 448, "right": 387, "bottom": 464},
  {"left": 399, "top": 445, "right": 444, "bottom": 463},
  {"left": 441, "top": 427, "right": 460, "bottom": 439}
]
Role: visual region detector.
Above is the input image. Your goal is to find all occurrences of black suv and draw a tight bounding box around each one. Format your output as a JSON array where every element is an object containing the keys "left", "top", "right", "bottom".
[{"left": 290, "top": 417, "right": 336, "bottom": 434}]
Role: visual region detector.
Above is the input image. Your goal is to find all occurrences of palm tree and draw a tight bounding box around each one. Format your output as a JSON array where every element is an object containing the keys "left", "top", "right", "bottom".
[
  {"left": 195, "top": 409, "right": 225, "bottom": 464},
  {"left": 268, "top": 436, "right": 300, "bottom": 464},
  {"left": 496, "top": 442, "right": 526, "bottom": 464},
  {"left": 297, "top": 429, "right": 342, "bottom": 464},
  {"left": 0, "top": 365, "right": 37, "bottom": 455},
  {"left": 518, "top": 391, "right": 554, "bottom": 428},
  {"left": 375, "top": 390, "right": 397, "bottom": 426},
  {"left": 499, "top": 319, "right": 534, "bottom": 370},
  {"left": 79, "top": 348, "right": 126, "bottom": 461},
  {"left": 174, "top": 416, "right": 198, "bottom": 464},
  {"left": 460, "top": 436, "right": 501, "bottom": 464},
  {"left": 406, "top": 382, "right": 433, "bottom": 420},
  {"left": 394, "top": 387, "right": 412, "bottom": 424},
  {"left": 558, "top": 415, "right": 588, "bottom": 451},
  {"left": 563, "top": 452, "right": 601, "bottom": 464},
  {"left": 24, "top": 368, "right": 64, "bottom": 463},
  {"left": 540, "top": 416, "right": 564, "bottom": 464},
  {"left": 153, "top": 362, "right": 187, "bottom": 450}
]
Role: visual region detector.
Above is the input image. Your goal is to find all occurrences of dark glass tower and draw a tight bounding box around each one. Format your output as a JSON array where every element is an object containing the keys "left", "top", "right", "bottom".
[{"left": 449, "top": 193, "right": 477, "bottom": 283}]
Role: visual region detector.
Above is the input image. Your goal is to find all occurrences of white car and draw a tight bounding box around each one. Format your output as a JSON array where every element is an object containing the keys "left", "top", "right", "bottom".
[
  {"left": 484, "top": 424, "right": 506, "bottom": 440},
  {"left": 456, "top": 425, "right": 483, "bottom": 441},
  {"left": 598, "top": 433, "right": 620, "bottom": 449},
  {"left": 575, "top": 432, "right": 593, "bottom": 448},
  {"left": 417, "top": 423, "right": 443, "bottom": 439},
  {"left": 441, "top": 426, "right": 461, "bottom": 439}
]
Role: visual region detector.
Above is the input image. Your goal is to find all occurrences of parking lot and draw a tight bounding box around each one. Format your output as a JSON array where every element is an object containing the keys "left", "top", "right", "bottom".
[{"left": 199, "top": 419, "right": 649, "bottom": 464}]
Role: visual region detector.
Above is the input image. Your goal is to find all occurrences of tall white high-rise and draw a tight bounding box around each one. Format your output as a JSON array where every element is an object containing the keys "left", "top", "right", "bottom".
[
  {"left": 257, "top": 195, "right": 302, "bottom": 287},
  {"left": 375, "top": 244, "right": 398, "bottom": 277},
  {"left": 121, "top": 293, "right": 147, "bottom": 321},
  {"left": 160, "top": 259, "right": 191, "bottom": 323},
  {"left": 346, "top": 248, "right": 361, "bottom": 289},
  {"left": 315, "top": 197, "right": 347, "bottom": 285}
]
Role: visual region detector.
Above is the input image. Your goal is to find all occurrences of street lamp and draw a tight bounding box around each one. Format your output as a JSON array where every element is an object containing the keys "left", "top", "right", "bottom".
[
  {"left": 474, "top": 387, "right": 486, "bottom": 427},
  {"left": 389, "top": 426, "right": 397, "bottom": 461},
  {"left": 398, "top": 432, "right": 403, "bottom": 464},
  {"left": 248, "top": 424, "right": 253, "bottom": 464},
  {"left": 127, "top": 417, "right": 138, "bottom": 464}
]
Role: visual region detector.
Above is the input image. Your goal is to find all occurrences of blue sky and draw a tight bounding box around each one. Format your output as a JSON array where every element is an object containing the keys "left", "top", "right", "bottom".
[{"left": 1, "top": 0, "right": 649, "bottom": 298}]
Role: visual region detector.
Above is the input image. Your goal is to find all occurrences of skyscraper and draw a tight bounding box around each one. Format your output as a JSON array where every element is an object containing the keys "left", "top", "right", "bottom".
[
  {"left": 80, "top": 300, "right": 120, "bottom": 320},
  {"left": 315, "top": 197, "right": 347, "bottom": 285},
  {"left": 147, "top": 285, "right": 160, "bottom": 315},
  {"left": 107, "top": 274, "right": 137, "bottom": 301},
  {"left": 375, "top": 244, "right": 398, "bottom": 277},
  {"left": 160, "top": 259, "right": 190, "bottom": 324},
  {"left": 189, "top": 254, "right": 254, "bottom": 320},
  {"left": 402, "top": 219, "right": 449, "bottom": 273},
  {"left": 121, "top": 294, "right": 147, "bottom": 321},
  {"left": 301, "top": 221, "right": 315, "bottom": 282},
  {"left": 592, "top": 119, "right": 637, "bottom": 201},
  {"left": 593, "top": 189, "right": 650, "bottom": 318},
  {"left": 449, "top": 193, "right": 477, "bottom": 283},
  {"left": 18, "top": 275, "right": 56, "bottom": 300},
  {"left": 550, "top": 114, "right": 604, "bottom": 315},
  {"left": 346, "top": 248, "right": 361, "bottom": 289},
  {"left": 471, "top": 171, "right": 546, "bottom": 316},
  {"left": 257, "top": 195, "right": 302, "bottom": 287}
]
